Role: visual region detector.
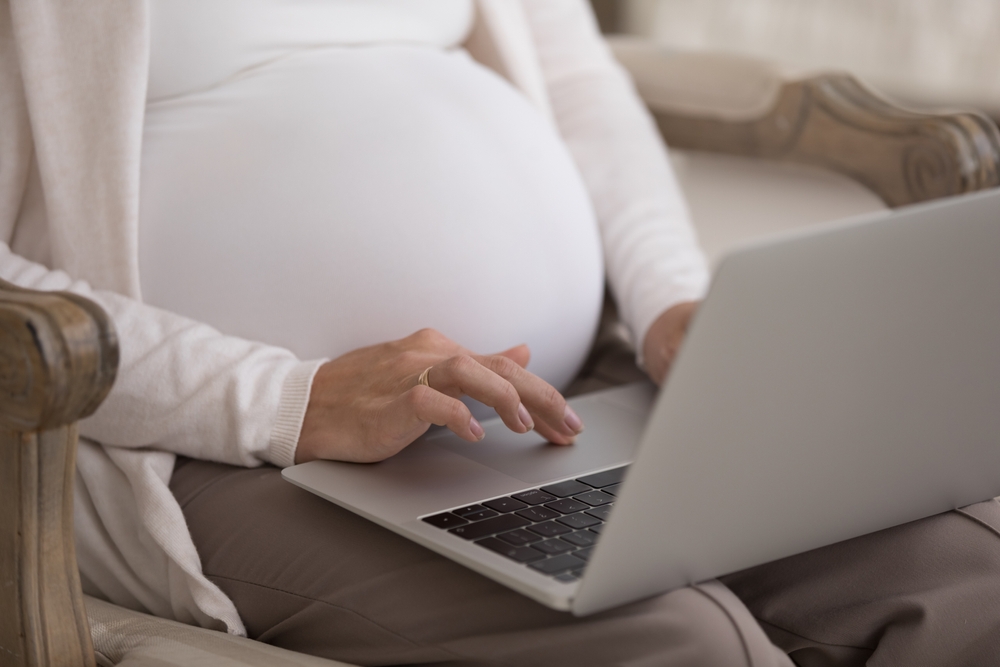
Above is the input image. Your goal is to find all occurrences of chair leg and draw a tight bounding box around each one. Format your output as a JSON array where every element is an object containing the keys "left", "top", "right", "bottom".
[{"left": 0, "top": 425, "right": 95, "bottom": 667}]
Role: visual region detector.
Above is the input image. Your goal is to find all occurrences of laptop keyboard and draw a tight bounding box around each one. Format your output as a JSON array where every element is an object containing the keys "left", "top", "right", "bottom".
[{"left": 421, "top": 465, "right": 628, "bottom": 583}]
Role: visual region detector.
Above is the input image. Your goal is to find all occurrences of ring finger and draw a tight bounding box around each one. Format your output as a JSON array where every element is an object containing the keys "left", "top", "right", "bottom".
[{"left": 420, "top": 355, "right": 534, "bottom": 434}]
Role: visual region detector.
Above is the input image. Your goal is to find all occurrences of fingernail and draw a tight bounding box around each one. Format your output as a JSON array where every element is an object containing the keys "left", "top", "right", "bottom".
[
  {"left": 470, "top": 417, "right": 485, "bottom": 441},
  {"left": 517, "top": 403, "right": 534, "bottom": 431},
  {"left": 563, "top": 406, "right": 583, "bottom": 434}
]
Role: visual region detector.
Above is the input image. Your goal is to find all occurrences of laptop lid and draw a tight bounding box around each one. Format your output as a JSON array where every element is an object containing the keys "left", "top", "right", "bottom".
[{"left": 574, "top": 189, "right": 1000, "bottom": 615}]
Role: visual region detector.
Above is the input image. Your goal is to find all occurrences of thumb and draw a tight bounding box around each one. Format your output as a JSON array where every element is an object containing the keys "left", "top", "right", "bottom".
[{"left": 495, "top": 343, "right": 531, "bottom": 369}]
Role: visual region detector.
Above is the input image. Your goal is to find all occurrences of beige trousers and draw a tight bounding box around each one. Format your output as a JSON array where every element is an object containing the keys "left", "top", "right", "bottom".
[{"left": 170, "top": 459, "right": 1000, "bottom": 667}]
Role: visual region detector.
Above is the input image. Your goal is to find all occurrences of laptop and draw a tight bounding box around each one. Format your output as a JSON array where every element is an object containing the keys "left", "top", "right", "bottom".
[{"left": 283, "top": 188, "right": 1000, "bottom": 615}]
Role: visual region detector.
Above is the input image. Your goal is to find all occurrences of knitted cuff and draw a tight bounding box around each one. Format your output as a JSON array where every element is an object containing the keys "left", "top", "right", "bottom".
[{"left": 267, "top": 358, "right": 327, "bottom": 468}]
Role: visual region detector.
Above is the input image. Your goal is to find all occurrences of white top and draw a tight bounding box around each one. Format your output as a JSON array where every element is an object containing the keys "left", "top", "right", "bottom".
[
  {"left": 140, "top": 0, "right": 604, "bottom": 392},
  {"left": 147, "top": 0, "right": 475, "bottom": 100},
  {"left": 0, "top": 0, "right": 709, "bottom": 635}
]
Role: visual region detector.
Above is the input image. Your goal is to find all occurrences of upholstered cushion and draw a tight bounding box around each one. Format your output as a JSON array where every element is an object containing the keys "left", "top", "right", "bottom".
[
  {"left": 607, "top": 37, "right": 890, "bottom": 264},
  {"left": 610, "top": 37, "right": 786, "bottom": 121},
  {"left": 86, "top": 596, "right": 357, "bottom": 667},
  {"left": 671, "top": 150, "right": 887, "bottom": 266}
]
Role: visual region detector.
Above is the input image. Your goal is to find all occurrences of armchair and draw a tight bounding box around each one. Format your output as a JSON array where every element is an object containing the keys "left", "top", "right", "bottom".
[
  {"left": 0, "top": 281, "right": 117, "bottom": 667},
  {"left": 610, "top": 37, "right": 1000, "bottom": 264},
  {"left": 2, "top": 40, "right": 999, "bottom": 667}
]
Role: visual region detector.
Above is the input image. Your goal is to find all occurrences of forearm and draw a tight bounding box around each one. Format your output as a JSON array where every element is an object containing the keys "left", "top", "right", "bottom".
[
  {"left": 523, "top": 0, "right": 710, "bottom": 358},
  {"left": 0, "top": 242, "right": 323, "bottom": 467}
]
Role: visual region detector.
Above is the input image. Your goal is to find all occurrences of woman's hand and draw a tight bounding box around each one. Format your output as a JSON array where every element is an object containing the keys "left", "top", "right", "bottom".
[
  {"left": 296, "top": 329, "right": 584, "bottom": 464},
  {"left": 642, "top": 301, "right": 699, "bottom": 386}
]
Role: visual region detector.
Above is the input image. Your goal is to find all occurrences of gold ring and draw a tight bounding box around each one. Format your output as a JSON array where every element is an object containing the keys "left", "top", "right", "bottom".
[{"left": 417, "top": 366, "right": 433, "bottom": 388}]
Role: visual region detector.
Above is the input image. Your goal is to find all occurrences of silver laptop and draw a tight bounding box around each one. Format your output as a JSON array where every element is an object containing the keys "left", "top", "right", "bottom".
[{"left": 284, "top": 188, "right": 1000, "bottom": 616}]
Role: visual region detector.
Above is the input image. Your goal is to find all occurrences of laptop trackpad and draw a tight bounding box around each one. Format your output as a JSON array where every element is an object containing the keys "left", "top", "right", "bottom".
[{"left": 426, "top": 385, "right": 653, "bottom": 485}]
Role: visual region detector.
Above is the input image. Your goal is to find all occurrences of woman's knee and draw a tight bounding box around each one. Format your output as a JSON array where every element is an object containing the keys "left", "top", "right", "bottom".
[{"left": 666, "top": 582, "right": 792, "bottom": 667}]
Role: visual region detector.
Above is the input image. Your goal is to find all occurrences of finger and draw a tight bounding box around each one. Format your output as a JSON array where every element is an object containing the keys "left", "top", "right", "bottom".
[
  {"left": 495, "top": 343, "right": 530, "bottom": 369},
  {"left": 649, "top": 330, "right": 685, "bottom": 386},
  {"left": 472, "top": 353, "right": 583, "bottom": 441},
  {"left": 532, "top": 418, "right": 577, "bottom": 446},
  {"left": 642, "top": 301, "right": 699, "bottom": 386},
  {"left": 414, "top": 365, "right": 433, "bottom": 389},
  {"left": 389, "top": 385, "right": 485, "bottom": 444},
  {"left": 426, "top": 355, "right": 533, "bottom": 434},
  {"left": 646, "top": 350, "right": 669, "bottom": 386}
]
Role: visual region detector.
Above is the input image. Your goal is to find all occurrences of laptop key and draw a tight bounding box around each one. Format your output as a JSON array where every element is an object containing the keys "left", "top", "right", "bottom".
[
  {"left": 584, "top": 505, "right": 613, "bottom": 521},
  {"left": 476, "top": 537, "right": 547, "bottom": 563},
  {"left": 528, "top": 553, "right": 587, "bottom": 575},
  {"left": 422, "top": 512, "right": 468, "bottom": 529},
  {"left": 589, "top": 524, "right": 604, "bottom": 535},
  {"left": 573, "top": 546, "right": 595, "bottom": 561},
  {"left": 603, "top": 483, "right": 622, "bottom": 497},
  {"left": 516, "top": 506, "right": 560, "bottom": 523},
  {"left": 554, "top": 572, "right": 578, "bottom": 583},
  {"left": 541, "top": 480, "right": 592, "bottom": 497},
  {"left": 556, "top": 512, "right": 601, "bottom": 530},
  {"left": 448, "top": 514, "right": 529, "bottom": 540},
  {"left": 560, "top": 530, "right": 597, "bottom": 547},
  {"left": 452, "top": 504, "right": 488, "bottom": 517},
  {"left": 511, "top": 489, "right": 557, "bottom": 505},
  {"left": 531, "top": 538, "right": 575, "bottom": 556},
  {"left": 573, "top": 490, "right": 615, "bottom": 506},
  {"left": 577, "top": 466, "right": 628, "bottom": 488},
  {"left": 497, "top": 529, "right": 543, "bottom": 546},
  {"left": 483, "top": 497, "right": 529, "bottom": 513},
  {"left": 462, "top": 509, "right": 500, "bottom": 522},
  {"left": 526, "top": 520, "right": 572, "bottom": 537},
  {"left": 545, "top": 498, "right": 588, "bottom": 514}
]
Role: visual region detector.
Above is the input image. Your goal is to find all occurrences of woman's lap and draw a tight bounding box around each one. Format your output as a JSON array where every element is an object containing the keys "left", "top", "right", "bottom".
[
  {"left": 169, "top": 457, "right": 1000, "bottom": 667},
  {"left": 169, "top": 457, "right": 788, "bottom": 667},
  {"left": 721, "top": 498, "right": 1000, "bottom": 666}
]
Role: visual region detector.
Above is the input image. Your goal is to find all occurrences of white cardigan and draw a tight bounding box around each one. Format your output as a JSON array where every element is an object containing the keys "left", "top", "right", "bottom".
[{"left": 0, "top": 0, "right": 708, "bottom": 633}]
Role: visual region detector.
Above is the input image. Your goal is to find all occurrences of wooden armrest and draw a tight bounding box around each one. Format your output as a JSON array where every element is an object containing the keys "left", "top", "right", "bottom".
[
  {"left": 610, "top": 37, "right": 1000, "bottom": 207},
  {"left": 1, "top": 279, "right": 118, "bottom": 667}
]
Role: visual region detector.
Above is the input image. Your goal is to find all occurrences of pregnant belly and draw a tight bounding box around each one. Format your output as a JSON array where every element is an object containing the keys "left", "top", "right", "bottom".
[{"left": 138, "top": 46, "right": 604, "bottom": 390}]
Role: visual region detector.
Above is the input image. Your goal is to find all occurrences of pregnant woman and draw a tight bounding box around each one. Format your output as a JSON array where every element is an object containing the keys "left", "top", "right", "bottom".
[{"left": 2, "top": 1, "right": 999, "bottom": 665}]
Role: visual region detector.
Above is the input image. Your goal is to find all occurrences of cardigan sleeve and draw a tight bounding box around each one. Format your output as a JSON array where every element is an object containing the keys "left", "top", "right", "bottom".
[
  {"left": 521, "top": 0, "right": 710, "bottom": 359},
  {"left": 0, "top": 242, "right": 324, "bottom": 468}
]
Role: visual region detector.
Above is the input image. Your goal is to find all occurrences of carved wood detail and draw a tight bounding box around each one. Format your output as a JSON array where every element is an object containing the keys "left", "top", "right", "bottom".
[
  {"left": 1, "top": 280, "right": 118, "bottom": 667},
  {"left": 651, "top": 73, "right": 1000, "bottom": 207},
  {"left": 0, "top": 280, "right": 118, "bottom": 432}
]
